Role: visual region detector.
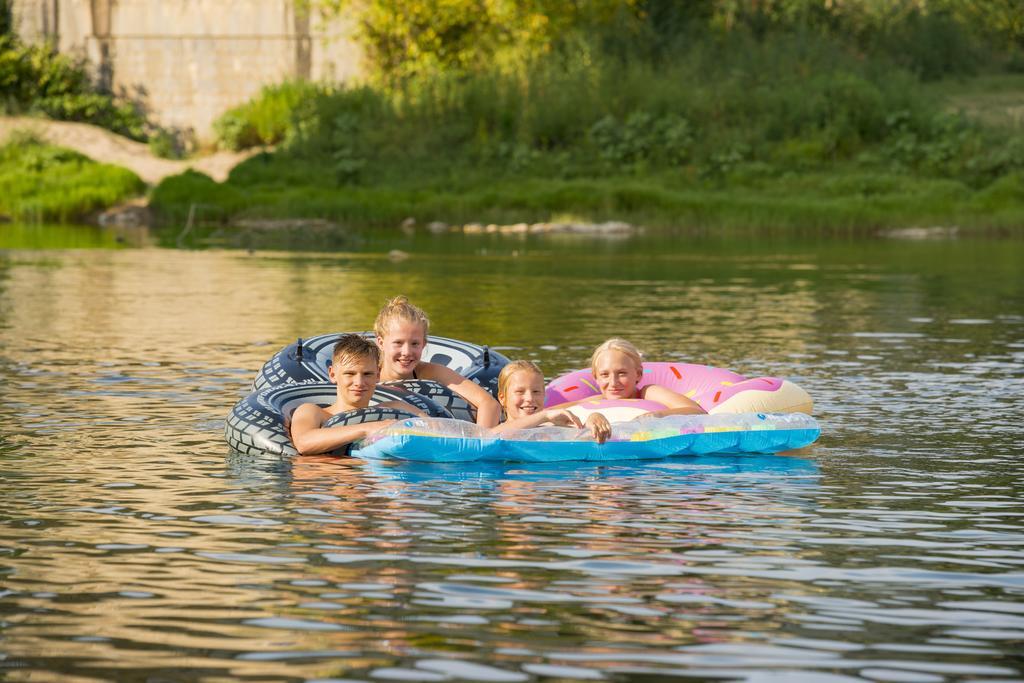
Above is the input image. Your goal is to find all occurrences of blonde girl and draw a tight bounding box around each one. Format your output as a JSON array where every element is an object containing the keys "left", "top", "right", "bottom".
[
  {"left": 492, "top": 360, "right": 611, "bottom": 443},
  {"left": 374, "top": 296, "right": 501, "bottom": 428},
  {"left": 586, "top": 338, "right": 705, "bottom": 417}
]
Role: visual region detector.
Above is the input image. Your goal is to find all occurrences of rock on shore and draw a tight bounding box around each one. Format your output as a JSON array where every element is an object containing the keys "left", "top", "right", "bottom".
[{"left": 457, "top": 220, "right": 640, "bottom": 236}]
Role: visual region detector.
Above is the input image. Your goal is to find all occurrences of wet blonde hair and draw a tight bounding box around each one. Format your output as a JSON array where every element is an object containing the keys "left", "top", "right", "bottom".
[
  {"left": 497, "top": 360, "right": 544, "bottom": 403},
  {"left": 590, "top": 338, "right": 643, "bottom": 375},
  {"left": 374, "top": 295, "right": 430, "bottom": 339},
  {"left": 332, "top": 333, "right": 381, "bottom": 368}
]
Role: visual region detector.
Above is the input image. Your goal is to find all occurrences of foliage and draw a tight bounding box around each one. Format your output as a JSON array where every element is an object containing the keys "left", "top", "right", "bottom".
[
  {"left": 1, "top": 0, "right": 11, "bottom": 38},
  {"left": 213, "top": 80, "right": 326, "bottom": 150},
  {"left": 148, "top": 169, "right": 248, "bottom": 224},
  {"left": 147, "top": 128, "right": 188, "bottom": 159},
  {"left": 308, "top": 0, "right": 1022, "bottom": 83},
  {"left": 313, "top": 0, "right": 643, "bottom": 82},
  {"left": 212, "top": 32, "right": 952, "bottom": 175},
  {"left": 0, "top": 35, "right": 149, "bottom": 140},
  {"left": 180, "top": 0, "right": 1024, "bottom": 233},
  {"left": 589, "top": 112, "right": 693, "bottom": 168},
  {"left": 944, "top": 0, "right": 1024, "bottom": 51},
  {"left": 0, "top": 132, "right": 144, "bottom": 222}
]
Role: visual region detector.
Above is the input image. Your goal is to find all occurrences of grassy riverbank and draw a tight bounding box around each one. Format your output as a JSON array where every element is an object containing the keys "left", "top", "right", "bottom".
[
  {"left": 152, "top": 163, "right": 1024, "bottom": 233},
  {"left": 150, "top": 30, "right": 1024, "bottom": 234},
  {"left": 0, "top": 133, "right": 144, "bottom": 223}
]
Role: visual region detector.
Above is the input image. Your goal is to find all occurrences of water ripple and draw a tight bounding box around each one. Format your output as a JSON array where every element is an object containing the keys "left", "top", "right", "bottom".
[{"left": 1, "top": 243, "right": 1022, "bottom": 681}]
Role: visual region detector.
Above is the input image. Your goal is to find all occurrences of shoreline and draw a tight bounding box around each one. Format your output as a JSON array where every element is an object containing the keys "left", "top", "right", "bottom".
[{"left": 3, "top": 117, "right": 1023, "bottom": 237}]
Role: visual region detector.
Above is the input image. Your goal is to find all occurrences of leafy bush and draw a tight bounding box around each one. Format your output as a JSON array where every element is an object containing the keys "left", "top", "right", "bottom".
[
  {"left": 213, "top": 80, "right": 326, "bottom": 150},
  {"left": 589, "top": 111, "right": 693, "bottom": 167},
  {"left": 147, "top": 128, "right": 189, "bottom": 159},
  {"left": 0, "top": 36, "right": 148, "bottom": 140},
  {"left": 148, "top": 169, "right": 247, "bottom": 223}
]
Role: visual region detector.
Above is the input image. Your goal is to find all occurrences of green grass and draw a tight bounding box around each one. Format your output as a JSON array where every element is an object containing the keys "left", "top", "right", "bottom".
[
  {"left": 926, "top": 73, "right": 1024, "bottom": 132},
  {"left": 150, "top": 160, "right": 1024, "bottom": 233},
  {"left": 0, "top": 132, "right": 145, "bottom": 223}
]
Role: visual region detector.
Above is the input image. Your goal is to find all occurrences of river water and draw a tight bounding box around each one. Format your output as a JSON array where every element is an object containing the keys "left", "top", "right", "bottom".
[{"left": 1, "top": 225, "right": 1022, "bottom": 682}]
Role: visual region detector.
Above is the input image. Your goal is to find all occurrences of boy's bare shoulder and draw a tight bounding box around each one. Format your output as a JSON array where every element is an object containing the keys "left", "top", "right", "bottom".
[{"left": 292, "top": 402, "right": 330, "bottom": 425}]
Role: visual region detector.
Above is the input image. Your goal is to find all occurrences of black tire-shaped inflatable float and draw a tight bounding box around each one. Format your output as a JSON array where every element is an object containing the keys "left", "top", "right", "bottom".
[
  {"left": 253, "top": 332, "right": 509, "bottom": 398},
  {"left": 381, "top": 378, "right": 476, "bottom": 423},
  {"left": 225, "top": 380, "right": 452, "bottom": 457}
]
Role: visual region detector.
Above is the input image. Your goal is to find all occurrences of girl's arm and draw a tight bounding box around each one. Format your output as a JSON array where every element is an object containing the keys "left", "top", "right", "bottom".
[
  {"left": 290, "top": 403, "right": 395, "bottom": 455},
  {"left": 640, "top": 384, "right": 707, "bottom": 416},
  {"left": 493, "top": 409, "right": 611, "bottom": 444},
  {"left": 492, "top": 407, "right": 583, "bottom": 434},
  {"left": 421, "top": 363, "right": 502, "bottom": 428}
]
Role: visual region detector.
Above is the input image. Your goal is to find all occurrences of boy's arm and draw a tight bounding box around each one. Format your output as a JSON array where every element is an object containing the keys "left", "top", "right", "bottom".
[
  {"left": 290, "top": 403, "right": 394, "bottom": 455},
  {"left": 422, "top": 363, "right": 502, "bottom": 428},
  {"left": 640, "top": 384, "right": 706, "bottom": 416}
]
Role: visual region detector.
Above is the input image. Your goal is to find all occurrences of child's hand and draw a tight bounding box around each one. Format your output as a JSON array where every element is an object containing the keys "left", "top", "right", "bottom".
[
  {"left": 584, "top": 413, "right": 612, "bottom": 444},
  {"left": 543, "top": 408, "right": 584, "bottom": 429}
]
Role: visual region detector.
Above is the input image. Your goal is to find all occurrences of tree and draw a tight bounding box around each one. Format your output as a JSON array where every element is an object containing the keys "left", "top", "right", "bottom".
[{"left": 310, "top": 0, "right": 642, "bottom": 81}]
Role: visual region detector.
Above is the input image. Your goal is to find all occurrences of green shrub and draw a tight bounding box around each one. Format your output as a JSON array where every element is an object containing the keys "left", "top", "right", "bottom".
[
  {"left": 0, "top": 35, "right": 148, "bottom": 140},
  {"left": 147, "top": 128, "right": 186, "bottom": 159},
  {"left": 971, "top": 172, "right": 1024, "bottom": 211},
  {"left": 149, "top": 169, "right": 247, "bottom": 223},
  {"left": 589, "top": 111, "right": 693, "bottom": 168},
  {"left": 212, "top": 80, "right": 326, "bottom": 150},
  {"left": 866, "top": 8, "right": 988, "bottom": 80},
  {"left": 0, "top": 132, "right": 144, "bottom": 221}
]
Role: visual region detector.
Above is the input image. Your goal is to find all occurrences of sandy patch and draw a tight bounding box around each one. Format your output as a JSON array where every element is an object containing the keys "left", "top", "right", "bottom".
[{"left": 0, "top": 116, "right": 258, "bottom": 185}]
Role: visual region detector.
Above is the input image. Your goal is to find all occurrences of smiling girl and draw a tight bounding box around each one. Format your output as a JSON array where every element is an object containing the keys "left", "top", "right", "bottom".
[
  {"left": 491, "top": 360, "right": 611, "bottom": 442},
  {"left": 374, "top": 296, "right": 501, "bottom": 428},
  {"left": 586, "top": 338, "right": 705, "bottom": 417}
]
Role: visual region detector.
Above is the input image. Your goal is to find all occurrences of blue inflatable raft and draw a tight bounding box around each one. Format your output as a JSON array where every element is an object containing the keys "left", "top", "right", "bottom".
[{"left": 354, "top": 413, "right": 820, "bottom": 463}]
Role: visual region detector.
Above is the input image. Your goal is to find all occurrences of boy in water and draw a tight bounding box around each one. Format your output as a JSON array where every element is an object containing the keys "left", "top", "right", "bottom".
[{"left": 290, "top": 334, "right": 421, "bottom": 455}]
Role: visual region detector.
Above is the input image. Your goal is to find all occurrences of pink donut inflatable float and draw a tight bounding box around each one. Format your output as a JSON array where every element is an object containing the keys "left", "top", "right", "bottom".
[
  {"left": 565, "top": 398, "right": 667, "bottom": 424},
  {"left": 547, "top": 362, "right": 813, "bottom": 415}
]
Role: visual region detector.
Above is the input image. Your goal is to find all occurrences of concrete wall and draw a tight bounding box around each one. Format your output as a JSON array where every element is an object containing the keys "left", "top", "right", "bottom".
[{"left": 10, "top": 0, "right": 364, "bottom": 142}]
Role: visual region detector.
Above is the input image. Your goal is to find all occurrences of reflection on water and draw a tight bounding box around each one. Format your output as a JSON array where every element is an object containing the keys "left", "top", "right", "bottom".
[
  {"left": 0, "top": 222, "right": 153, "bottom": 249},
  {"left": 1, "top": 231, "right": 1022, "bottom": 681}
]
